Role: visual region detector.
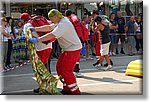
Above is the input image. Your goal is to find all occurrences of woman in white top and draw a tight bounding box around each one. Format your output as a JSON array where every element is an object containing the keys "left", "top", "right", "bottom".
[{"left": 1, "top": 17, "right": 13, "bottom": 69}]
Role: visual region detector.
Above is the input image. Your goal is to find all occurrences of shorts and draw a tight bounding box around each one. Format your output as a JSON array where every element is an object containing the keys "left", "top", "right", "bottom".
[
  {"left": 100, "top": 42, "right": 110, "bottom": 56},
  {"left": 127, "top": 36, "right": 135, "bottom": 46},
  {"left": 109, "top": 34, "right": 117, "bottom": 44},
  {"left": 117, "top": 33, "right": 125, "bottom": 43}
]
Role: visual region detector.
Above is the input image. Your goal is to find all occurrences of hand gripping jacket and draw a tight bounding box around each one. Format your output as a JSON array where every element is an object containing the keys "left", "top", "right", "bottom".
[{"left": 30, "top": 16, "right": 56, "bottom": 44}]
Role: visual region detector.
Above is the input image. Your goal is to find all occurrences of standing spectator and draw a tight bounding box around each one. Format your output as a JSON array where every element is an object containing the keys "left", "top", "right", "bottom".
[
  {"left": 82, "top": 15, "right": 93, "bottom": 60},
  {"left": 87, "top": 12, "right": 95, "bottom": 56},
  {"left": 115, "top": 11, "right": 126, "bottom": 54},
  {"left": 90, "top": 11, "right": 101, "bottom": 67},
  {"left": 92, "top": 16, "right": 112, "bottom": 70},
  {"left": 109, "top": 13, "right": 118, "bottom": 56},
  {"left": 1, "top": 17, "right": 13, "bottom": 69},
  {"left": 1, "top": 17, "right": 8, "bottom": 69},
  {"left": 29, "top": 9, "right": 82, "bottom": 95},
  {"left": 12, "top": 20, "right": 25, "bottom": 64},
  {"left": 125, "top": 16, "right": 138, "bottom": 56},
  {"left": 135, "top": 15, "right": 143, "bottom": 54},
  {"left": 13, "top": 20, "right": 23, "bottom": 37}
]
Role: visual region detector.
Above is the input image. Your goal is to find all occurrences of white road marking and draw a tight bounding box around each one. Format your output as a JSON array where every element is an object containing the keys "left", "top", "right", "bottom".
[
  {"left": 1, "top": 65, "right": 127, "bottom": 78},
  {"left": 3, "top": 78, "right": 140, "bottom": 94},
  {"left": 2, "top": 89, "right": 33, "bottom": 94},
  {"left": 78, "top": 79, "right": 140, "bottom": 87}
]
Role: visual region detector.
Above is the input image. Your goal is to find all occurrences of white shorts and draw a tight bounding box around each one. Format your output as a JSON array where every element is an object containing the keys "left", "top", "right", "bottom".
[{"left": 100, "top": 42, "right": 110, "bottom": 56}]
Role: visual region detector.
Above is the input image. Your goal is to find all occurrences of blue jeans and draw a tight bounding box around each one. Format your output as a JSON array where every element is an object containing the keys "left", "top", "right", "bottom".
[{"left": 109, "top": 34, "right": 117, "bottom": 45}]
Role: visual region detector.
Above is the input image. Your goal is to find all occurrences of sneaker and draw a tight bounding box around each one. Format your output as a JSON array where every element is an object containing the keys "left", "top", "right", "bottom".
[
  {"left": 120, "top": 50, "right": 125, "bottom": 54},
  {"left": 75, "top": 72, "right": 84, "bottom": 78},
  {"left": 93, "top": 62, "right": 99, "bottom": 67},
  {"left": 109, "top": 52, "right": 112, "bottom": 56},
  {"left": 5, "top": 65, "right": 13, "bottom": 69},
  {"left": 8, "top": 64, "right": 13, "bottom": 68},
  {"left": 105, "top": 65, "right": 113, "bottom": 71},
  {"left": 112, "top": 52, "right": 116, "bottom": 56},
  {"left": 103, "top": 60, "right": 113, "bottom": 67},
  {"left": 4, "top": 66, "right": 8, "bottom": 70}
]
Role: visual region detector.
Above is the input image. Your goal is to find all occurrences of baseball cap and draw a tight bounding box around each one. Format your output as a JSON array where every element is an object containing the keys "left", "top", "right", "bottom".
[
  {"left": 20, "top": 13, "right": 30, "bottom": 21},
  {"left": 48, "top": 9, "right": 64, "bottom": 19}
]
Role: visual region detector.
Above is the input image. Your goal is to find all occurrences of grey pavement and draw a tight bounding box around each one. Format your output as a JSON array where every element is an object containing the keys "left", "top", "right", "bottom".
[{"left": 0, "top": 44, "right": 143, "bottom": 95}]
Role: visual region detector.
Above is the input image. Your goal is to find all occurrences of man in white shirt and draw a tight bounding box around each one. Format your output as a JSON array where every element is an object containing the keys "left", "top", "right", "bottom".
[{"left": 29, "top": 9, "right": 82, "bottom": 95}]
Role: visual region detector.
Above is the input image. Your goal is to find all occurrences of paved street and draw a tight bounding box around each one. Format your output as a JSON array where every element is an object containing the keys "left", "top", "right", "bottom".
[{"left": 1, "top": 52, "right": 142, "bottom": 95}]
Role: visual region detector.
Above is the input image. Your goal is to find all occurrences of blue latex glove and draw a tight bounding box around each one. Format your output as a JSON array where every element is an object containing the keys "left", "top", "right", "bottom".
[{"left": 29, "top": 38, "right": 39, "bottom": 44}]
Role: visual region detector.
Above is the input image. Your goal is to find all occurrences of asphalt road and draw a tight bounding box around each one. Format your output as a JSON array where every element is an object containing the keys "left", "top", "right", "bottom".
[{"left": 1, "top": 53, "right": 142, "bottom": 95}]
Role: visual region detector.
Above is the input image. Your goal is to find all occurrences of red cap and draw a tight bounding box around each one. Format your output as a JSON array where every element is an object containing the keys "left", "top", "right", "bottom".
[{"left": 20, "top": 13, "right": 30, "bottom": 21}]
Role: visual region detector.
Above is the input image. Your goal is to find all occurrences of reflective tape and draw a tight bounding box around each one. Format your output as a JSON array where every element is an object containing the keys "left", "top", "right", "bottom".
[
  {"left": 71, "top": 86, "right": 78, "bottom": 92},
  {"left": 76, "top": 62, "right": 79, "bottom": 64},
  {"left": 68, "top": 83, "right": 77, "bottom": 88}
]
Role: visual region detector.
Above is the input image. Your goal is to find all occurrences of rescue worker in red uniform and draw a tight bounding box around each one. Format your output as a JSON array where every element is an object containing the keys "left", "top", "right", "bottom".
[
  {"left": 82, "top": 15, "right": 93, "bottom": 60},
  {"left": 65, "top": 9, "right": 86, "bottom": 77},
  {"left": 20, "top": 13, "right": 54, "bottom": 93},
  {"left": 89, "top": 11, "right": 101, "bottom": 66},
  {"left": 29, "top": 9, "right": 82, "bottom": 95}
]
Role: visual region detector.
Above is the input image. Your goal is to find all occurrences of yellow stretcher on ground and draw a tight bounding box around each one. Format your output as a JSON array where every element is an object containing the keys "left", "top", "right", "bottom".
[{"left": 125, "top": 60, "right": 143, "bottom": 77}]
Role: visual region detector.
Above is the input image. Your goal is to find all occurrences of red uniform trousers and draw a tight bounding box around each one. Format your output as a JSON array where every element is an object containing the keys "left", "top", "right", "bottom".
[
  {"left": 92, "top": 33, "right": 101, "bottom": 57},
  {"left": 95, "top": 40, "right": 101, "bottom": 57},
  {"left": 56, "top": 49, "right": 81, "bottom": 95},
  {"left": 36, "top": 48, "right": 52, "bottom": 65}
]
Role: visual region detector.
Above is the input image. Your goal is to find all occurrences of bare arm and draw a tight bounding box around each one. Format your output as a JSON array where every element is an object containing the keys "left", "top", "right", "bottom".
[
  {"left": 92, "top": 24, "right": 104, "bottom": 32},
  {"left": 125, "top": 26, "right": 128, "bottom": 33},
  {"left": 1, "top": 29, "right": 10, "bottom": 37},
  {"left": 110, "top": 24, "right": 118, "bottom": 30},
  {"left": 134, "top": 22, "right": 138, "bottom": 31},
  {"left": 38, "top": 32, "right": 56, "bottom": 42},
  {"left": 35, "top": 25, "right": 53, "bottom": 32}
]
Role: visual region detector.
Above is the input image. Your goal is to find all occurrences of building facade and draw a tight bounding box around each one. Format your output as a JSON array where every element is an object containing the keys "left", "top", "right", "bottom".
[{"left": 1, "top": 0, "right": 143, "bottom": 20}]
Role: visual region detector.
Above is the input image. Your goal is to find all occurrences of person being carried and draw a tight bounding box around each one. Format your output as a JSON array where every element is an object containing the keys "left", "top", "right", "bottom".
[{"left": 20, "top": 13, "right": 54, "bottom": 93}]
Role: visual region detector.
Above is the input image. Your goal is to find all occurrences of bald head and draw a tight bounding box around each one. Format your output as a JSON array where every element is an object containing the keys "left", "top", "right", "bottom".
[{"left": 130, "top": 16, "right": 135, "bottom": 22}]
